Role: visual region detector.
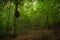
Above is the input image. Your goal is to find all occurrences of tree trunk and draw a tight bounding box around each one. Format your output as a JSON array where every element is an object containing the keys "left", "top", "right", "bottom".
[
  {"left": 6, "top": 2, "right": 11, "bottom": 33},
  {"left": 12, "top": 0, "right": 18, "bottom": 37},
  {"left": 6, "top": 8, "right": 10, "bottom": 33},
  {"left": 45, "top": 16, "right": 49, "bottom": 29}
]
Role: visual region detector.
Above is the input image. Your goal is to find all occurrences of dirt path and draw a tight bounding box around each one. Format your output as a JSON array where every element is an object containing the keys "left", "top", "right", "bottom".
[{"left": 0, "top": 29, "right": 60, "bottom": 40}]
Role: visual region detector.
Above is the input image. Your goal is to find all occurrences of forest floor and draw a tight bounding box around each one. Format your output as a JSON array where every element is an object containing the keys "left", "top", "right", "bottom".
[{"left": 0, "top": 28, "right": 60, "bottom": 40}]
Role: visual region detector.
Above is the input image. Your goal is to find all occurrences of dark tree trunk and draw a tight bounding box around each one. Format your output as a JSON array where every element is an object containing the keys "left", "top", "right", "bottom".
[
  {"left": 46, "top": 16, "right": 49, "bottom": 28},
  {"left": 45, "top": 16, "right": 49, "bottom": 29},
  {"left": 12, "top": 0, "right": 19, "bottom": 38}
]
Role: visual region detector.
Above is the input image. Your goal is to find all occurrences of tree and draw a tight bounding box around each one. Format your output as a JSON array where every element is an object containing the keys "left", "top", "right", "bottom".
[{"left": 13, "top": 0, "right": 20, "bottom": 37}]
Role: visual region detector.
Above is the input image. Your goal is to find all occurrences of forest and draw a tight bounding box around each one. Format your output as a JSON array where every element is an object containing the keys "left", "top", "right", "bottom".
[{"left": 0, "top": 0, "right": 60, "bottom": 40}]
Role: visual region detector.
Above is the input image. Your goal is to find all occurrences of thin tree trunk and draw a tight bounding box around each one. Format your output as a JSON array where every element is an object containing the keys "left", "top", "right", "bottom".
[
  {"left": 6, "top": 2, "right": 11, "bottom": 33},
  {"left": 45, "top": 16, "right": 49, "bottom": 29},
  {"left": 46, "top": 16, "right": 49, "bottom": 28},
  {"left": 12, "top": 0, "right": 18, "bottom": 37},
  {"left": 6, "top": 9, "right": 10, "bottom": 33}
]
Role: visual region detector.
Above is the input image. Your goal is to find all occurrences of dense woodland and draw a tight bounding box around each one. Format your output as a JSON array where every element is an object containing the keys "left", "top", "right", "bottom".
[{"left": 0, "top": 0, "right": 60, "bottom": 40}]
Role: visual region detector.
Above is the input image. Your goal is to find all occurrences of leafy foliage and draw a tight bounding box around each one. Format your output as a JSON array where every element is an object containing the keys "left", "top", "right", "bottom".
[{"left": 0, "top": 0, "right": 60, "bottom": 36}]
